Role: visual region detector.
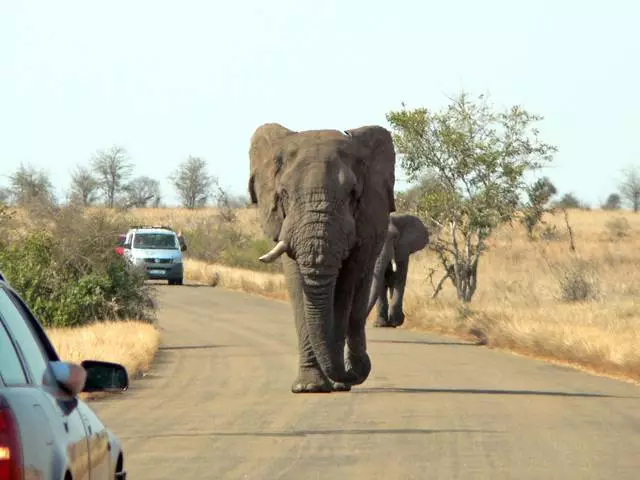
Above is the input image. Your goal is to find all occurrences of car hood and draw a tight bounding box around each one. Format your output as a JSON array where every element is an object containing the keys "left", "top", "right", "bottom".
[{"left": 132, "top": 248, "right": 181, "bottom": 259}]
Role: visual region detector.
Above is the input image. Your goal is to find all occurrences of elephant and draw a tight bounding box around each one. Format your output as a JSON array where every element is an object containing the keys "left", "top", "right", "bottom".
[
  {"left": 248, "top": 123, "right": 396, "bottom": 394},
  {"left": 366, "top": 213, "right": 429, "bottom": 328}
]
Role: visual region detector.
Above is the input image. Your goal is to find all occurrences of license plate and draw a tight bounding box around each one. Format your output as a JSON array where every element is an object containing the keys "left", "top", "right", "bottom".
[{"left": 149, "top": 269, "right": 164, "bottom": 275}]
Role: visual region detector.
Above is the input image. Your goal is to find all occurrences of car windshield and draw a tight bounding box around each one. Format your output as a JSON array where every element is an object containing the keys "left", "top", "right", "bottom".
[{"left": 133, "top": 233, "right": 179, "bottom": 250}]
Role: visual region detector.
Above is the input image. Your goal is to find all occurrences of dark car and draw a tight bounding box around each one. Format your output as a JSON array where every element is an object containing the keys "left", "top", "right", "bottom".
[{"left": 0, "top": 271, "right": 129, "bottom": 479}]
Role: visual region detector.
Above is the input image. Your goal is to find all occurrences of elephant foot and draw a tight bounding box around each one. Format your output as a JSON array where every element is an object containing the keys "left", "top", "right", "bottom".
[
  {"left": 373, "top": 316, "right": 395, "bottom": 328},
  {"left": 389, "top": 311, "right": 405, "bottom": 327},
  {"left": 331, "top": 381, "right": 352, "bottom": 392},
  {"left": 291, "top": 367, "right": 333, "bottom": 394},
  {"left": 345, "top": 351, "right": 372, "bottom": 386}
]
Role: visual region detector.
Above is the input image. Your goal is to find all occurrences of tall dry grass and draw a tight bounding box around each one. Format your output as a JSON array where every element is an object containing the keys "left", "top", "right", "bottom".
[{"left": 47, "top": 321, "right": 161, "bottom": 380}]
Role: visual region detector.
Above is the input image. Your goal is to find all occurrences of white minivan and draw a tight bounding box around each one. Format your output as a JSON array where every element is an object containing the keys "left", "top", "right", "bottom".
[{"left": 122, "top": 225, "right": 186, "bottom": 285}]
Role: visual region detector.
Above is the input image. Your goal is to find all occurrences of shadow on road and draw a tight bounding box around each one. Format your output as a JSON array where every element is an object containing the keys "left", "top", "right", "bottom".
[
  {"left": 369, "top": 339, "right": 477, "bottom": 347},
  {"left": 119, "top": 427, "right": 496, "bottom": 440},
  {"left": 354, "top": 387, "right": 632, "bottom": 398}
]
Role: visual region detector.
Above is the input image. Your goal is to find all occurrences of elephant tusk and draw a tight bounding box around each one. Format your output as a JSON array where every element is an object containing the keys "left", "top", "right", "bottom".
[
  {"left": 258, "top": 240, "right": 289, "bottom": 263},
  {"left": 391, "top": 259, "right": 397, "bottom": 272}
]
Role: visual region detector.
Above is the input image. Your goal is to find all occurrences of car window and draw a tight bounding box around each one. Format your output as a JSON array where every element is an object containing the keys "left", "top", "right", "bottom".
[
  {"left": 0, "top": 288, "right": 49, "bottom": 385},
  {"left": 0, "top": 320, "right": 28, "bottom": 386},
  {"left": 133, "top": 232, "right": 178, "bottom": 249}
]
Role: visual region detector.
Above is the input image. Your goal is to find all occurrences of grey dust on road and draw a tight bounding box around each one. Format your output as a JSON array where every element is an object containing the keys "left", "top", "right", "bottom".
[{"left": 90, "top": 284, "right": 640, "bottom": 479}]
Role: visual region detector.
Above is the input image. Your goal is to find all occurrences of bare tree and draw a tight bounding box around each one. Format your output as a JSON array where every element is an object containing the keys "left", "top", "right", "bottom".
[
  {"left": 619, "top": 165, "right": 640, "bottom": 212},
  {"left": 7, "top": 163, "right": 56, "bottom": 206},
  {"left": 123, "top": 176, "right": 162, "bottom": 208},
  {"left": 169, "top": 156, "right": 217, "bottom": 209},
  {"left": 69, "top": 165, "right": 100, "bottom": 206},
  {"left": 91, "top": 145, "right": 134, "bottom": 208}
]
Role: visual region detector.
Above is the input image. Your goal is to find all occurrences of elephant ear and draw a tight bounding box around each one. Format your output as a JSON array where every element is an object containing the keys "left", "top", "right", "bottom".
[
  {"left": 345, "top": 125, "right": 397, "bottom": 249},
  {"left": 248, "top": 123, "right": 295, "bottom": 241}
]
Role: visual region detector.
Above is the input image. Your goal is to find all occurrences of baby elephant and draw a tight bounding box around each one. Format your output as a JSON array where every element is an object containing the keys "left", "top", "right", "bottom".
[{"left": 366, "top": 214, "right": 429, "bottom": 328}]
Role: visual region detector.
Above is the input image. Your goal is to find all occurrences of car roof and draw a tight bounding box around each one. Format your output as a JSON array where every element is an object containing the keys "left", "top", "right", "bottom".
[{"left": 129, "top": 228, "right": 175, "bottom": 235}]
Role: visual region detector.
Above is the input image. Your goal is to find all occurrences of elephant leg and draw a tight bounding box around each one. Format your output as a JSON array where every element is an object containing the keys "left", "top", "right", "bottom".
[
  {"left": 373, "top": 264, "right": 395, "bottom": 328},
  {"left": 389, "top": 258, "right": 409, "bottom": 327},
  {"left": 345, "top": 265, "right": 377, "bottom": 385},
  {"left": 282, "top": 256, "right": 333, "bottom": 393},
  {"left": 328, "top": 256, "right": 365, "bottom": 392}
]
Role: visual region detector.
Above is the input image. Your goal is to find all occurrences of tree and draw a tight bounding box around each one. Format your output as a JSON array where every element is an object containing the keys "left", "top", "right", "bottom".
[
  {"left": 69, "top": 165, "right": 100, "bottom": 206},
  {"left": 0, "top": 187, "right": 8, "bottom": 204},
  {"left": 386, "top": 92, "right": 557, "bottom": 303},
  {"left": 521, "top": 176, "right": 557, "bottom": 238},
  {"left": 602, "top": 193, "right": 621, "bottom": 210},
  {"left": 7, "top": 163, "right": 56, "bottom": 206},
  {"left": 169, "top": 156, "right": 217, "bottom": 209},
  {"left": 619, "top": 165, "right": 640, "bottom": 212},
  {"left": 552, "top": 193, "right": 587, "bottom": 209},
  {"left": 395, "top": 172, "right": 449, "bottom": 214},
  {"left": 91, "top": 146, "right": 134, "bottom": 208},
  {"left": 123, "top": 176, "right": 162, "bottom": 208}
]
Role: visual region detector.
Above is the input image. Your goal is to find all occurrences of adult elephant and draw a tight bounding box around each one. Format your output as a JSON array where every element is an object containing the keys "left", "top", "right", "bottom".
[
  {"left": 248, "top": 123, "right": 396, "bottom": 394},
  {"left": 366, "top": 214, "right": 429, "bottom": 328}
]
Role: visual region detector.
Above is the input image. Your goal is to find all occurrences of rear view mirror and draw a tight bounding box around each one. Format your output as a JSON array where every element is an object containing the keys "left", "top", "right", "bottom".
[{"left": 81, "top": 360, "right": 129, "bottom": 393}]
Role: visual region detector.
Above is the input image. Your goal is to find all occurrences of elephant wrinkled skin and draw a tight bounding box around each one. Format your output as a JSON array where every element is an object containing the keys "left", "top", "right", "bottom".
[
  {"left": 367, "top": 214, "right": 429, "bottom": 328},
  {"left": 248, "top": 123, "right": 396, "bottom": 393}
]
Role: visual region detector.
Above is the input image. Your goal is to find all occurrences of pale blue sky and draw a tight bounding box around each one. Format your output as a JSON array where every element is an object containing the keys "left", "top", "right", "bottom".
[{"left": 1, "top": 0, "right": 638, "bottom": 207}]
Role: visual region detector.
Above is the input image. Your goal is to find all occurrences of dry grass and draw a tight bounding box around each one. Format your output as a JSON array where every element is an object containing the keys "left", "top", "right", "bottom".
[
  {"left": 184, "top": 258, "right": 288, "bottom": 301},
  {"left": 86, "top": 206, "right": 640, "bottom": 384},
  {"left": 402, "top": 209, "right": 640, "bottom": 383},
  {"left": 47, "top": 320, "right": 162, "bottom": 397},
  {"left": 95, "top": 206, "right": 265, "bottom": 239}
]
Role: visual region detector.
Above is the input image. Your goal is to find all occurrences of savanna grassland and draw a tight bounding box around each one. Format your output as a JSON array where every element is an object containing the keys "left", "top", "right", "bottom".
[{"left": 128, "top": 205, "right": 640, "bottom": 384}]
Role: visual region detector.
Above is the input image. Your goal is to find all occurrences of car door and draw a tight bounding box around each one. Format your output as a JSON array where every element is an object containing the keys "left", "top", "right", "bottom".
[
  {"left": 0, "top": 286, "right": 92, "bottom": 480},
  {"left": 0, "top": 318, "right": 52, "bottom": 480},
  {"left": 76, "top": 402, "right": 113, "bottom": 478}
]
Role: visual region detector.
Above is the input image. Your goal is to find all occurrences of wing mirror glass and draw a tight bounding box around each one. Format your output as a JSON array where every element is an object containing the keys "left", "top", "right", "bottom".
[{"left": 81, "top": 360, "right": 129, "bottom": 393}]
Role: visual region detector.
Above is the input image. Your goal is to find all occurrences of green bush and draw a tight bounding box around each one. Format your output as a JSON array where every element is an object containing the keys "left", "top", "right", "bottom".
[
  {"left": 0, "top": 206, "right": 155, "bottom": 328},
  {"left": 182, "top": 215, "right": 283, "bottom": 273},
  {"left": 220, "top": 237, "right": 283, "bottom": 273}
]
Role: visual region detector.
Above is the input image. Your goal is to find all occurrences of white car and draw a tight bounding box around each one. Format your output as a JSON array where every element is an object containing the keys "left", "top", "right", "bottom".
[
  {"left": 122, "top": 225, "right": 186, "bottom": 285},
  {"left": 0, "top": 271, "right": 129, "bottom": 479}
]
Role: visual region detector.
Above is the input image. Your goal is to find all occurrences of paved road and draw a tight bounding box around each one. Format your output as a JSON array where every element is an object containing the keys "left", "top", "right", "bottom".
[{"left": 91, "top": 284, "right": 640, "bottom": 479}]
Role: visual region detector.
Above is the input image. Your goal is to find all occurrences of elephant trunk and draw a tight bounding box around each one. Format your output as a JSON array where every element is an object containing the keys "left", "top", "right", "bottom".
[{"left": 301, "top": 273, "right": 347, "bottom": 382}]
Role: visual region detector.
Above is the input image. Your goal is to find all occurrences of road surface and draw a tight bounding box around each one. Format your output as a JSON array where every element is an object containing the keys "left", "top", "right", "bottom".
[{"left": 91, "top": 284, "right": 640, "bottom": 479}]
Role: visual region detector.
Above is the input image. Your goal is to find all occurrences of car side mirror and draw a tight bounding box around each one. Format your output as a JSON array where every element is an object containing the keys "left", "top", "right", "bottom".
[
  {"left": 180, "top": 243, "right": 187, "bottom": 252},
  {"left": 81, "top": 360, "right": 129, "bottom": 393},
  {"left": 123, "top": 243, "right": 131, "bottom": 249}
]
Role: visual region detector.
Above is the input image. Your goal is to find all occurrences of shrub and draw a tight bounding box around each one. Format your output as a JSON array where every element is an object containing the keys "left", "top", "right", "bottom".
[
  {"left": 604, "top": 216, "right": 631, "bottom": 239},
  {"left": 540, "top": 224, "right": 563, "bottom": 242},
  {"left": 555, "top": 258, "right": 600, "bottom": 302},
  {"left": 0, "top": 206, "right": 154, "bottom": 327},
  {"left": 181, "top": 215, "right": 283, "bottom": 273},
  {"left": 220, "top": 237, "right": 284, "bottom": 273}
]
